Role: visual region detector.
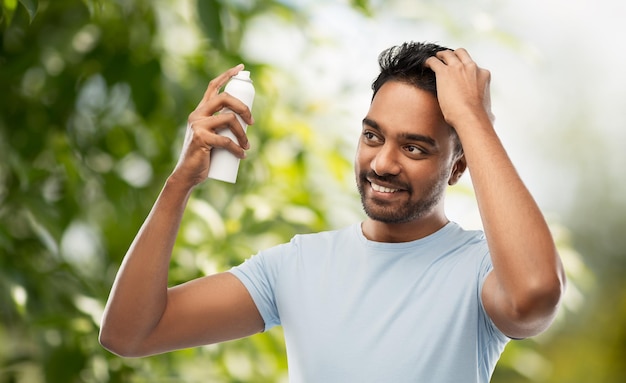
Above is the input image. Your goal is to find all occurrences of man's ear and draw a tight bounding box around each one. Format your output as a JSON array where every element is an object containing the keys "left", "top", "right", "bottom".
[{"left": 448, "top": 154, "right": 467, "bottom": 185}]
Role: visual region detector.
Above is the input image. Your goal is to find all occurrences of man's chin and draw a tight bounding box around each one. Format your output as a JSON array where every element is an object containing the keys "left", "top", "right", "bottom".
[{"left": 362, "top": 204, "right": 413, "bottom": 224}]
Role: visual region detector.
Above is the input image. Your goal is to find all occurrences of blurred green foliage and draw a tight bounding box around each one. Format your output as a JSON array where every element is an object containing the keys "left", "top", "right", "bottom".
[
  {"left": 1, "top": 0, "right": 624, "bottom": 382},
  {"left": 0, "top": 0, "right": 353, "bottom": 381}
]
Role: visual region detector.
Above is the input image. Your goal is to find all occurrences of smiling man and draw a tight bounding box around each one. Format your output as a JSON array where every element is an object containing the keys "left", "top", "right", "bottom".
[
  {"left": 357, "top": 86, "right": 463, "bottom": 233},
  {"left": 100, "top": 42, "right": 566, "bottom": 382}
]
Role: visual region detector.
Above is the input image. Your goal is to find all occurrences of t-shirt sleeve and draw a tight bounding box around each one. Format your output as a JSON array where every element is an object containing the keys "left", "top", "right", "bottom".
[
  {"left": 478, "top": 251, "right": 511, "bottom": 343},
  {"left": 228, "top": 242, "right": 291, "bottom": 331}
]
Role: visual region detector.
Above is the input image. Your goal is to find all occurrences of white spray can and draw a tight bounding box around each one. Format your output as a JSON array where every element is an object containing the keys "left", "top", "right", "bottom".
[{"left": 207, "top": 70, "right": 255, "bottom": 183}]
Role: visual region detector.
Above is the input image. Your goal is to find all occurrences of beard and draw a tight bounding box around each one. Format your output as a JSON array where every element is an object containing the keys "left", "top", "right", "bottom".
[{"left": 356, "top": 170, "right": 447, "bottom": 224}]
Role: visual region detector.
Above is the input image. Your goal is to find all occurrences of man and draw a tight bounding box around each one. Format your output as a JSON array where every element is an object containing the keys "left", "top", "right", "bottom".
[{"left": 100, "top": 42, "right": 565, "bottom": 382}]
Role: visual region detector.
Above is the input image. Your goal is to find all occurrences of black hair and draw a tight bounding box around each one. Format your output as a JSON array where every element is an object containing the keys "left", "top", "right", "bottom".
[
  {"left": 372, "top": 41, "right": 450, "bottom": 98},
  {"left": 371, "top": 41, "right": 463, "bottom": 156}
]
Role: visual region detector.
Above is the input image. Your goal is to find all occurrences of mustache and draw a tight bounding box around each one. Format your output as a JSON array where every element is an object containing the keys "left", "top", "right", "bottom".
[{"left": 360, "top": 171, "right": 410, "bottom": 191}]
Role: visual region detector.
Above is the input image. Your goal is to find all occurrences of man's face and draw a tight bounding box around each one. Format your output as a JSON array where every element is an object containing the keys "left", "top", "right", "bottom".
[{"left": 355, "top": 80, "right": 462, "bottom": 224}]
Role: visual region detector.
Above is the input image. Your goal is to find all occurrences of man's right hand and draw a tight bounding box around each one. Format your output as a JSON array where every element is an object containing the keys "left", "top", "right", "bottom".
[
  {"left": 170, "top": 64, "right": 255, "bottom": 189},
  {"left": 99, "top": 65, "right": 262, "bottom": 357}
]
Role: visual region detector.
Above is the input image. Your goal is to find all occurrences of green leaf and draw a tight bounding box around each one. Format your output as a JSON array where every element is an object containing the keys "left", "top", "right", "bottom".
[
  {"left": 197, "top": 0, "right": 224, "bottom": 49},
  {"left": 1, "top": 0, "right": 17, "bottom": 27},
  {"left": 350, "top": 0, "right": 372, "bottom": 17},
  {"left": 18, "top": 0, "right": 37, "bottom": 22}
]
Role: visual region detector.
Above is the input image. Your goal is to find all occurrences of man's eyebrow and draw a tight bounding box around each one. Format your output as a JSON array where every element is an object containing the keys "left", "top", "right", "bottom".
[
  {"left": 362, "top": 117, "right": 381, "bottom": 131},
  {"left": 401, "top": 132, "right": 437, "bottom": 148},
  {"left": 362, "top": 117, "right": 437, "bottom": 148}
]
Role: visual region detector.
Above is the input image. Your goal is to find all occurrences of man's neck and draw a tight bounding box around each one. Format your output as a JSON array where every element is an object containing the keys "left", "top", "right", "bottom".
[{"left": 361, "top": 216, "right": 449, "bottom": 243}]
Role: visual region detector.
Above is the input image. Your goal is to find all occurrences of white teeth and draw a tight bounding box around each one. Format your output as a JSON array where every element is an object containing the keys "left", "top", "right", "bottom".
[{"left": 371, "top": 182, "right": 398, "bottom": 193}]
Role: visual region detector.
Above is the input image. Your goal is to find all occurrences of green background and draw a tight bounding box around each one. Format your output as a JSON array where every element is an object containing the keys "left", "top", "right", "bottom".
[{"left": 1, "top": 0, "right": 624, "bottom": 382}]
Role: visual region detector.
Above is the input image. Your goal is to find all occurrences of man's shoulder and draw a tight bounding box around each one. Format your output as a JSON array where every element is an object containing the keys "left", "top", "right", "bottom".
[{"left": 445, "top": 222, "right": 486, "bottom": 244}]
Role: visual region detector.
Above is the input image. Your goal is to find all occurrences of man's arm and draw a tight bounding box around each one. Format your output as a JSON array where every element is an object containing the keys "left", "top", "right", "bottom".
[
  {"left": 426, "top": 49, "right": 566, "bottom": 339},
  {"left": 99, "top": 65, "right": 264, "bottom": 357}
]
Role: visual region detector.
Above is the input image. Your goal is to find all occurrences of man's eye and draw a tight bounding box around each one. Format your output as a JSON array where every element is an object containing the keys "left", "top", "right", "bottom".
[
  {"left": 363, "top": 131, "right": 380, "bottom": 142},
  {"left": 405, "top": 145, "right": 424, "bottom": 154}
]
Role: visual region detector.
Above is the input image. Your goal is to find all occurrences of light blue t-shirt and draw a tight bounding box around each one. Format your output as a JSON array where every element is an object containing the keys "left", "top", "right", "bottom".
[{"left": 229, "top": 222, "right": 510, "bottom": 382}]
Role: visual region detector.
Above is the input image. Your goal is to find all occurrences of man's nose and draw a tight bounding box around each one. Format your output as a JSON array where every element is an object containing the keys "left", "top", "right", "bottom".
[{"left": 370, "top": 144, "right": 401, "bottom": 176}]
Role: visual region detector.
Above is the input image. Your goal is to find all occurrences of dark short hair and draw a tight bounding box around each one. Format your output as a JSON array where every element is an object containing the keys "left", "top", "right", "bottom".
[
  {"left": 371, "top": 41, "right": 463, "bottom": 156},
  {"left": 372, "top": 41, "right": 449, "bottom": 98}
]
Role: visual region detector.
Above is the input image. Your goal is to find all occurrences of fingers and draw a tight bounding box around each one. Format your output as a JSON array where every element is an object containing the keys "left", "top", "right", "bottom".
[
  {"left": 173, "top": 65, "right": 255, "bottom": 186},
  {"left": 188, "top": 91, "right": 253, "bottom": 153},
  {"left": 453, "top": 48, "right": 474, "bottom": 64},
  {"left": 188, "top": 112, "right": 250, "bottom": 157},
  {"left": 194, "top": 92, "right": 254, "bottom": 126},
  {"left": 426, "top": 48, "right": 475, "bottom": 69},
  {"left": 424, "top": 55, "right": 446, "bottom": 72},
  {"left": 197, "top": 64, "right": 245, "bottom": 108},
  {"left": 194, "top": 64, "right": 254, "bottom": 126},
  {"left": 423, "top": 48, "right": 494, "bottom": 128},
  {"left": 425, "top": 48, "right": 490, "bottom": 84},
  {"left": 187, "top": 64, "right": 255, "bottom": 156},
  {"left": 213, "top": 112, "right": 250, "bottom": 153},
  {"left": 192, "top": 65, "right": 254, "bottom": 128}
]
